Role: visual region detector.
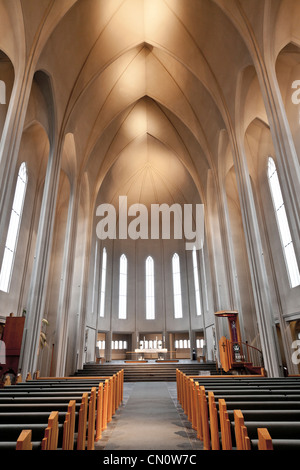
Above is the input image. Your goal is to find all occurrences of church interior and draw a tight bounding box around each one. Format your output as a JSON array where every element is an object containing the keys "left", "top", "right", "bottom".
[{"left": 0, "top": 0, "right": 300, "bottom": 453}]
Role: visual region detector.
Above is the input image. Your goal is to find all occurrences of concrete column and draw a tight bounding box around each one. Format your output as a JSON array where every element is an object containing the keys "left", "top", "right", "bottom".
[
  {"left": 106, "top": 330, "right": 113, "bottom": 362},
  {"left": 19, "top": 136, "right": 60, "bottom": 379},
  {"left": 230, "top": 132, "right": 282, "bottom": 377},
  {"left": 54, "top": 180, "right": 80, "bottom": 376}
]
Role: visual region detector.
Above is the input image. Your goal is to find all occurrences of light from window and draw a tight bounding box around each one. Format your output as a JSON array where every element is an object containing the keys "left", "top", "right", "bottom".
[
  {"left": 192, "top": 246, "right": 202, "bottom": 315},
  {"left": 112, "top": 340, "right": 127, "bottom": 350},
  {"left": 268, "top": 157, "right": 300, "bottom": 288},
  {"left": 172, "top": 253, "right": 183, "bottom": 318},
  {"left": 175, "top": 339, "right": 190, "bottom": 349},
  {"left": 146, "top": 256, "right": 155, "bottom": 319},
  {"left": 0, "top": 162, "right": 28, "bottom": 292},
  {"left": 92, "top": 242, "right": 98, "bottom": 312},
  {"left": 118, "top": 254, "right": 127, "bottom": 319},
  {"left": 99, "top": 248, "right": 107, "bottom": 317}
]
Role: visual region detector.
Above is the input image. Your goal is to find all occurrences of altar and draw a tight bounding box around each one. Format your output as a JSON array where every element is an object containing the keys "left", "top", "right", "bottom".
[{"left": 127, "top": 348, "right": 168, "bottom": 360}]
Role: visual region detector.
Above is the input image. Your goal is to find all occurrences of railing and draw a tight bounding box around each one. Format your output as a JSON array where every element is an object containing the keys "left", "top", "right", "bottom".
[{"left": 220, "top": 338, "right": 264, "bottom": 373}]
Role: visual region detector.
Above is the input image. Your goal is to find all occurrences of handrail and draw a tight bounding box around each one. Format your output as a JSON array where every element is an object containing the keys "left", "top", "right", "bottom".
[{"left": 219, "top": 337, "right": 264, "bottom": 372}]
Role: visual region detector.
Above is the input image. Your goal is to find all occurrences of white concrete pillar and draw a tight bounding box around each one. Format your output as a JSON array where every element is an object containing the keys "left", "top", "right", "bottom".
[
  {"left": 230, "top": 131, "right": 282, "bottom": 377},
  {"left": 54, "top": 180, "right": 81, "bottom": 376},
  {"left": 19, "top": 136, "right": 61, "bottom": 378}
]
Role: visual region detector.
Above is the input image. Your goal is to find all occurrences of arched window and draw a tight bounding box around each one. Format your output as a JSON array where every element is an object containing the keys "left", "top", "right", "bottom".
[
  {"left": 192, "top": 246, "right": 202, "bottom": 315},
  {"left": 99, "top": 247, "right": 107, "bottom": 317},
  {"left": 146, "top": 256, "right": 155, "bottom": 319},
  {"left": 267, "top": 157, "right": 300, "bottom": 288},
  {"left": 118, "top": 254, "right": 127, "bottom": 319},
  {"left": 0, "top": 162, "right": 28, "bottom": 292},
  {"left": 172, "top": 253, "right": 183, "bottom": 318}
]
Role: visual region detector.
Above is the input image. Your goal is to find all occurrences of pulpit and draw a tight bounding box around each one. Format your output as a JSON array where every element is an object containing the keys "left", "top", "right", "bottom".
[{"left": 215, "top": 310, "right": 264, "bottom": 374}]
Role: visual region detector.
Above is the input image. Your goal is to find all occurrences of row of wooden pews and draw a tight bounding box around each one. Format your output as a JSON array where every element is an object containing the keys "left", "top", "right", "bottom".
[
  {"left": 0, "top": 369, "right": 124, "bottom": 450},
  {"left": 176, "top": 370, "right": 300, "bottom": 450}
]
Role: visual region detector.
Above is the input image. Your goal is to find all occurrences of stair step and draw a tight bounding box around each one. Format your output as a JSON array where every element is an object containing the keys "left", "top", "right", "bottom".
[{"left": 74, "top": 361, "right": 219, "bottom": 382}]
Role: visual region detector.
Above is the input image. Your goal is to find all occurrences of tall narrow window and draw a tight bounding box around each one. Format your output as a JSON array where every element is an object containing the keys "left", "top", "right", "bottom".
[
  {"left": 193, "top": 246, "right": 202, "bottom": 315},
  {"left": 99, "top": 247, "right": 107, "bottom": 317},
  {"left": 92, "top": 242, "right": 98, "bottom": 312},
  {"left": 0, "top": 162, "right": 28, "bottom": 292},
  {"left": 172, "top": 253, "right": 183, "bottom": 318},
  {"left": 118, "top": 254, "right": 127, "bottom": 319},
  {"left": 267, "top": 157, "right": 300, "bottom": 288},
  {"left": 146, "top": 256, "right": 155, "bottom": 319}
]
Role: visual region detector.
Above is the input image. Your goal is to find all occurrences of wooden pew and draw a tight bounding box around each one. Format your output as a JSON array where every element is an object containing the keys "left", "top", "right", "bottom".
[
  {"left": 176, "top": 372, "right": 300, "bottom": 450},
  {"left": 257, "top": 428, "right": 273, "bottom": 450},
  {"left": 234, "top": 409, "right": 251, "bottom": 450},
  {"left": 87, "top": 387, "right": 96, "bottom": 450},
  {"left": 208, "top": 391, "right": 220, "bottom": 450},
  {"left": 0, "top": 369, "right": 124, "bottom": 450},
  {"left": 41, "top": 411, "right": 59, "bottom": 450},
  {"left": 95, "top": 383, "right": 103, "bottom": 442},
  {"left": 16, "top": 430, "right": 32, "bottom": 450}
]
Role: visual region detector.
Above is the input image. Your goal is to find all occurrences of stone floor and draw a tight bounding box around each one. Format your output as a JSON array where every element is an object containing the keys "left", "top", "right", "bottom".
[{"left": 95, "top": 382, "right": 203, "bottom": 451}]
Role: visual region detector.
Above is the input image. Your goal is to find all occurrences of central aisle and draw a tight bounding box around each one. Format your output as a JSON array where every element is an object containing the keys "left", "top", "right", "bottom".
[{"left": 95, "top": 382, "right": 202, "bottom": 451}]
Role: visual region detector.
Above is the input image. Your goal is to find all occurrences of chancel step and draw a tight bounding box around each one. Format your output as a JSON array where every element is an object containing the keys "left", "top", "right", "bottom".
[{"left": 74, "top": 361, "right": 219, "bottom": 382}]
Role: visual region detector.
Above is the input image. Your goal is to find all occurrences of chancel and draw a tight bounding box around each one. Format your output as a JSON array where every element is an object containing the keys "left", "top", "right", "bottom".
[{"left": 0, "top": 0, "right": 300, "bottom": 452}]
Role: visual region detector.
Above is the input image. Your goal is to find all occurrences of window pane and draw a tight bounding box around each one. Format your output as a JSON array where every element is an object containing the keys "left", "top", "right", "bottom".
[
  {"left": 146, "top": 256, "right": 155, "bottom": 319},
  {"left": 99, "top": 248, "right": 107, "bottom": 317},
  {"left": 0, "top": 163, "right": 27, "bottom": 293},
  {"left": 118, "top": 254, "right": 127, "bottom": 319},
  {"left": 276, "top": 206, "right": 292, "bottom": 247},
  {"left": 269, "top": 172, "right": 284, "bottom": 210},
  {"left": 0, "top": 248, "right": 14, "bottom": 292},
  {"left": 284, "top": 243, "right": 300, "bottom": 288},
  {"left": 5, "top": 211, "right": 20, "bottom": 251},
  {"left": 193, "top": 247, "right": 202, "bottom": 315},
  {"left": 172, "top": 253, "right": 183, "bottom": 319},
  {"left": 267, "top": 157, "right": 300, "bottom": 288}
]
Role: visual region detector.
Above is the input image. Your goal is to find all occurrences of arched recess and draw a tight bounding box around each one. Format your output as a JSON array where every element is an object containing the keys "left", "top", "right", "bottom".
[
  {"left": 244, "top": 117, "right": 300, "bottom": 372},
  {"left": 244, "top": 117, "right": 300, "bottom": 305},
  {"left": 273, "top": 0, "right": 300, "bottom": 61},
  {"left": 236, "top": 64, "right": 269, "bottom": 140},
  {"left": 0, "top": 50, "right": 14, "bottom": 142},
  {"left": 275, "top": 42, "right": 300, "bottom": 164},
  {"left": 224, "top": 164, "right": 258, "bottom": 346},
  {"left": 61, "top": 132, "right": 77, "bottom": 183},
  {"left": 0, "top": 121, "right": 49, "bottom": 317},
  {"left": 215, "top": 119, "right": 257, "bottom": 346},
  {"left": 41, "top": 169, "right": 71, "bottom": 376},
  {"left": 206, "top": 171, "right": 229, "bottom": 313},
  {"left": 25, "top": 70, "right": 56, "bottom": 145},
  {"left": 65, "top": 172, "right": 90, "bottom": 375}
]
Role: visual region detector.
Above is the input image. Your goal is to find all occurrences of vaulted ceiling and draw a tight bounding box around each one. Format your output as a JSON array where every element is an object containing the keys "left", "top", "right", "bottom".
[{"left": 3, "top": 0, "right": 293, "bottom": 211}]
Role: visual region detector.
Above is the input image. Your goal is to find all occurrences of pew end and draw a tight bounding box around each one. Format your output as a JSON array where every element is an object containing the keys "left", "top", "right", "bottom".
[
  {"left": 16, "top": 430, "right": 32, "bottom": 450},
  {"left": 257, "top": 428, "right": 273, "bottom": 450}
]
